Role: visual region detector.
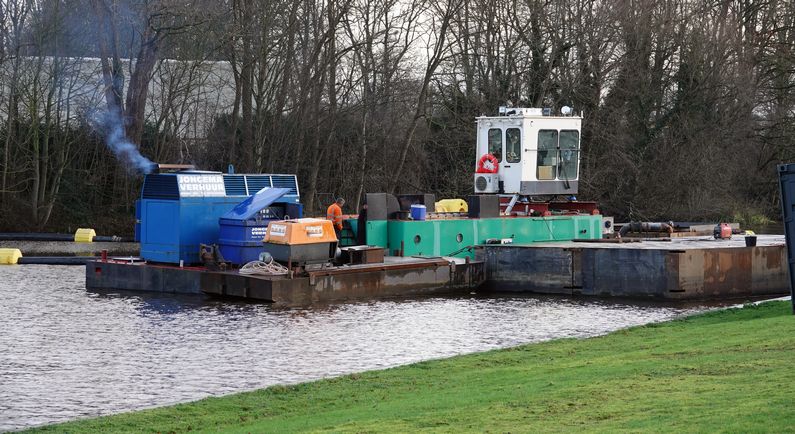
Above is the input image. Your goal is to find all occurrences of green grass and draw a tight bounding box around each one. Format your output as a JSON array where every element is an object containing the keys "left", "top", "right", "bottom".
[{"left": 28, "top": 301, "right": 795, "bottom": 433}]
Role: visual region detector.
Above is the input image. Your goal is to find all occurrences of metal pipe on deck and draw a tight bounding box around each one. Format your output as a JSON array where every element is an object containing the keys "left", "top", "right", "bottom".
[
  {"left": 618, "top": 222, "right": 674, "bottom": 237},
  {"left": 504, "top": 194, "right": 520, "bottom": 215}
]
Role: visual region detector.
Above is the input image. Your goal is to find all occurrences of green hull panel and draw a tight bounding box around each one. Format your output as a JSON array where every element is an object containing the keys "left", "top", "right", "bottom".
[
  {"left": 365, "top": 220, "right": 389, "bottom": 248},
  {"left": 367, "top": 215, "right": 602, "bottom": 257},
  {"left": 340, "top": 219, "right": 389, "bottom": 248},
  {"left": 345, "top": 215, "right": 602, "bottom": 257}
]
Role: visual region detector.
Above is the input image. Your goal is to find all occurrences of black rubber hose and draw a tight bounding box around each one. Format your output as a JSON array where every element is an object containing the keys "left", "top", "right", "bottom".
[
  {"left": 0, "top": 233, "right": 74, "bottom": 241},
  {"left": 618, "top": 222, "right": 674, "bottom": 237},
  {"left": 18, "top": 256, "right": 93, "bottom": 265}
]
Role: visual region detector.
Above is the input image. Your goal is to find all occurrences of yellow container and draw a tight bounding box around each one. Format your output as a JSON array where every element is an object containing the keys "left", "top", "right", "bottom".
[
  {"left": 264, "top": 218, "right": 338, "bottom": 245},
  {"left": 435, "top": 199, "right": 468, "bottom": 213},
  {"left": 74, "top": 228, "right": 96, "bottom": 243},
  {"left": 0, "top": 248, "right": 22, "bottom": 265}
]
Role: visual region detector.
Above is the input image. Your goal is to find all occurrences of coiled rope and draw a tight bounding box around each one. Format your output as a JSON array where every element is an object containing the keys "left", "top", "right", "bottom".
[{"left": 239, "top": 258, "right": 289, "bottom": 276}]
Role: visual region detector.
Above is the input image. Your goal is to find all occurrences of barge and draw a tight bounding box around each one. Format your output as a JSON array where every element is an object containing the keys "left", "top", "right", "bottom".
[
  {"left": 479, "top": 235, "right": 788, "bottom": 299},
  {"left": 88, "top": 256, "right": 484, "bottom": 306},
  {"left": 81, "top": 107, "right": 790, "bottom": 304}
]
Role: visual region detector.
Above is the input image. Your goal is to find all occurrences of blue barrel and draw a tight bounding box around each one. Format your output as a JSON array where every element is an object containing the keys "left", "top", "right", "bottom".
[{"left": 410, "top": 204, "right": 427, "bottom": 221}]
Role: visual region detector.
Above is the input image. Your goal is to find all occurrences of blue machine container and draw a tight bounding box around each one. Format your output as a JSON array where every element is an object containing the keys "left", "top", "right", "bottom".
[
  {"left": 410, "top": 204, "right": 427, "bottom": 221},
  {"left": 218, "top": 188, "right": 303, "bottom": 265},
  {"left": 139, "top": 171, "right": 300, "bottom": 264}
]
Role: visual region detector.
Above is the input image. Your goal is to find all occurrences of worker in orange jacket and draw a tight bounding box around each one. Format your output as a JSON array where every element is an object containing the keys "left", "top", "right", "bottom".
[{"left": 327, "top": 197, "right": 345, "bottom": 240}]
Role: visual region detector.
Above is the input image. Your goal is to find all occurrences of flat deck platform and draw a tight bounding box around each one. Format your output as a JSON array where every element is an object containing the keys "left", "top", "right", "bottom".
[
  {"left": 86, "top": 256, "right": 485, "bottom": 306},
  {"left": 479, "top": 235, "right": 788, "bottom": 299}
]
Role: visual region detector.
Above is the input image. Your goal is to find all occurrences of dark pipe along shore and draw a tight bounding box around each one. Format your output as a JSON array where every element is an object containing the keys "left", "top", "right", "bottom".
[
  {"left": 17, "top": 257, "right": 94, "bottom": 265},
  {"left": 0, "top": 233, "right": 133, "bottom": 242}
]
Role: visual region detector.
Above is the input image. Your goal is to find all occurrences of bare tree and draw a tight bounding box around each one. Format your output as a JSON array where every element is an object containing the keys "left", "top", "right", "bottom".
[
  {"left": 91, "top": 0, "right": 206, "bottom": 145},
  {"left": 390, "top": 0, "right": 464, "bottom": 193},
  {"left": 0, "top": 0, "right": 32, "bottom": 206}
]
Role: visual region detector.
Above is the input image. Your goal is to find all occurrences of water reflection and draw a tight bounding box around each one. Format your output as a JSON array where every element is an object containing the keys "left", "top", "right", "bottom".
[{"left": 2, "top": 266, "right": 712, "bottom": 431}]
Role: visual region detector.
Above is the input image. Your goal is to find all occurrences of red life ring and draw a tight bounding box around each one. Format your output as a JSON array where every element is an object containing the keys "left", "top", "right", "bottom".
[{"left": 477, "top": 153, "right": 499, "bottom": 173}]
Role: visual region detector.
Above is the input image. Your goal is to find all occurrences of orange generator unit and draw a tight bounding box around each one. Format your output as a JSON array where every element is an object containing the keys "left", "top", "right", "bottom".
[
  {"left": 713, "top": 223, "right": 732, "bottom": 240},
  {"left": 263, "top": 218, "right": 338, "bottom": 265}
]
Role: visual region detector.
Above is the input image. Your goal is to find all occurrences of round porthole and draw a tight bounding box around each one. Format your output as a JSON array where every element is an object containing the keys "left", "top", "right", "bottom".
[
  {"left": 414, "top": 235, "right": 421, "bottom": 244},
  {"left": 456, "top": 233, "right": 463, "bottom": 243}
]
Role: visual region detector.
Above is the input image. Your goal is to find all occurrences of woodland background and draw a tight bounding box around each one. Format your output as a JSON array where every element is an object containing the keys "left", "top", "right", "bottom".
[{"left": 0, "top": 0, "right": 793, "bottom": 234}]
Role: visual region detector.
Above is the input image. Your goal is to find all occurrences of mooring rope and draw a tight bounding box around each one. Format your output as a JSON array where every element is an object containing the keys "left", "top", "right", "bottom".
[{"left": 239, "top": 258, "right": 289, "bottom": 276}]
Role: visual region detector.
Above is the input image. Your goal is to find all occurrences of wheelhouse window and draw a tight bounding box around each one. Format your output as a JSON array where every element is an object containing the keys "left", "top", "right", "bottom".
[
  {"left": 537, "top": 130, "right": 558, "bottom": 180},
  {"left": 558, "top": 130, "right": 580, "bottom": 180},
  {"left": 488, "top": 128, "right": 502, "bottom": 162},
  {"left": 506, "top": 128, "right": 521, "bottom": 163}
]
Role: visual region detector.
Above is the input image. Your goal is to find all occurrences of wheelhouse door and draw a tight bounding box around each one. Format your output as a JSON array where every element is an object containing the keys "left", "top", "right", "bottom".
[{"left": 501, "top": 127, "right": 523, "bottom": 193}]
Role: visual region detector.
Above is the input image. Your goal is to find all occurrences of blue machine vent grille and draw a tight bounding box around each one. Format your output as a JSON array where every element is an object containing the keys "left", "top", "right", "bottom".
[
  {"left": 141, "top": 175, "right": 179, "bottom": 200},
  {"left": 271, "top": 175, "right": 299, "bottom": 195},
  {"left": 223, "top": 175, "right": 248, "bottom": 196},
  {"left": 245, "top": 176, "right": 272, "bottom": 194}
]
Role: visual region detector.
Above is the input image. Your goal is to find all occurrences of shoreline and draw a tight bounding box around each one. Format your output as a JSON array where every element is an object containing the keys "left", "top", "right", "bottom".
[{"left": 22, "top": 300, "right": 795, "bottom": 433}]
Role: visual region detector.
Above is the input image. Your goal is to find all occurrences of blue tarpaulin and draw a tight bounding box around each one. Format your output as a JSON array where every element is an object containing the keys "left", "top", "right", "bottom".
[{"left": 221, "top": 187, "right": 290, "bottom": 221}]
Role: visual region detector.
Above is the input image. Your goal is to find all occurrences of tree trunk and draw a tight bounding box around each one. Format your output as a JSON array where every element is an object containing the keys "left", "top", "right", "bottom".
[
  {"left": 304, "top": 65, "right": 328, "bottom": 213},
  {"left": 354, "top": 110, "right": 368, "bottom": 211},
  {"left": 91, "top": 0, "right": 124, "bottom": 111},
  {"left": 229, "top": 56, "right": 241, "bottom": 165},
  {"left": 29, "top": 68, "right": 42, "bottom": 224},
  {"left": 389, "top": 0, "right": 457, "bottom": 192},
  {"left": 268, "top": 1, "right": 300, "bottom": 173},
  {"left": 239, "top": 0, "right": 254, "bottom": 171},
  {"left": 125, "top": 28, "right": 160, "bottom": 146},
  {"left": 1, "top": 57, "right": 20, "bottom": 205}
]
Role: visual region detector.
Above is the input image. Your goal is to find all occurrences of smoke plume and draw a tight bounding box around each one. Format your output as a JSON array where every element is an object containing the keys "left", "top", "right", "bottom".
[{"left": 90, "top": 106, "right": 154, "bottom": 174}]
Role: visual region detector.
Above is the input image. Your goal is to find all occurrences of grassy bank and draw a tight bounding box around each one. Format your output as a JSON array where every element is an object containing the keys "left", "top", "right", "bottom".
[{"left": 29, "top": 301, "right": 795, "bottom": 433}]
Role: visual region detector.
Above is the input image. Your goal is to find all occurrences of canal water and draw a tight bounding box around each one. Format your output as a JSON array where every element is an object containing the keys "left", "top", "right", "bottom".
[{"left": 2, "top": 265, "right": 710, "bottom": 431}]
